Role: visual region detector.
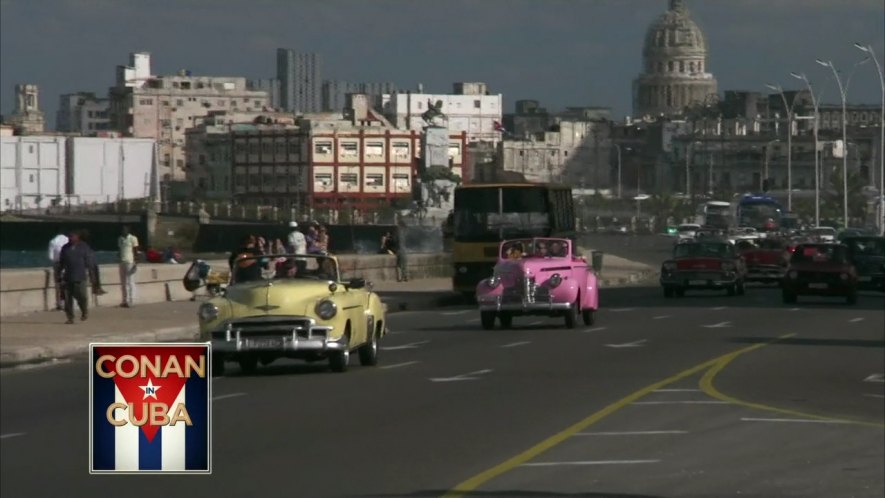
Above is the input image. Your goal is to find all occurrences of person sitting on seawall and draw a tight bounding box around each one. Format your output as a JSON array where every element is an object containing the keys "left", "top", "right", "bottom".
[{"left": 163, "top": 246, "right": 182, "bottom": 264}]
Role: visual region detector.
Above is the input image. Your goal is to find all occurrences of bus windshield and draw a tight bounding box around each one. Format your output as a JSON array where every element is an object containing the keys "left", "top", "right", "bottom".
[
  {"left": 738, "top": 202, "right": 780, "bottom": 229},
  {"left": 454, "top": 187, "right": 552, "bottom": 242}
]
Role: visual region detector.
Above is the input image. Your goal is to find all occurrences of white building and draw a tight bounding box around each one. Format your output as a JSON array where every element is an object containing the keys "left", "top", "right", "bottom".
[
  {"left": 0, "top": 136, "right": 157, "bottom": 211},
  {"left": 57, "top": 92, "right": 111, "bottom": 134},
  {"left": 68, "top": 137, "right": 158, "bottom": 205},
  {"left": 381, "top": 82, "right": 503, "bottom": 145},
  {"left": 0, "top": 136, "right": 66, "bottom": 211}
]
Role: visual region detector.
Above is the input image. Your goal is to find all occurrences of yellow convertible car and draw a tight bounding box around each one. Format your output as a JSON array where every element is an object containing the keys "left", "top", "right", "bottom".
[{"left": 195, "top": 254, "right": 387, "bottom": 374}]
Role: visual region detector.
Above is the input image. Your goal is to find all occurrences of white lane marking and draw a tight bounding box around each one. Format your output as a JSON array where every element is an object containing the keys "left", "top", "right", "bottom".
[
  {"left": 605, "top": 339, "right": 647, "bottom": 348},
  {"left": 655, "top": 388, "right": 700, "bottom": 392},
  {"left": 633, "top": 401, "right": 728, "bottom": 405},
  {"left": 583, "top": 327, "right": 608, "bottom": 332},
  {"left": 863, "top": 374, "right": 885, "bottom": 383},
  {"left": 849, "top": 317, "right": 865, "bottom": 323},
  {"left": 429, "top": 369, "right": 493, "bottom": 383},
  {"left": 609, "top": 308, "right": 636, "bottom": 312},
  {"left": 862, "top": 393, "right": 885, "bottom": 399},
  {"left": 575, "top": 430, "right": 688, "bottom": 436},
  {"left": 466, "top": 318, "right": 480, "bottom": 323},
  {"left": 789, "top": 308, "right": 801, "bottom": 311},
  {"left": 501, "top": 341, "right": 531, "bottom": 348},
  {"left": 712, "top": 306, "right": 727, "bottom": 310},
  {"left": 528, "top": 320, "right": 544, "bottom": 326},
  {"left": 442, "top": 310, "right": 471, "bottom": 316},
  {"left": 653, "top": 315, "right": 670, "bottom": 319},
  {"left": 521, "top": 459, "right": 660, "bottom": 467},
  {"left": 703, "top": 321, "right": 732, "bottom": 328},
  {"left": 740, "top": 417, "right": 851, "bottom": 424},
  {"left": 380, "top": 361, "right": 420, "bottom": 370},
  {"left": 212, "top": 392, "right": 246, "bottom": 401},
  {"left": 381, "top": 340, "right": 430, "bottom": 351},
  {"left": 0, "top": 432, "right": 27, "bottom": 440}
]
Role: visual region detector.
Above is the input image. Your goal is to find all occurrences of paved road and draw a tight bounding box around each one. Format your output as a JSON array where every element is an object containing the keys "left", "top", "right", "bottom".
[
  {"left": 2, "top": 284, "right": 883, "bottom": 498},
  {"left": 580, "top": 233, "right": 674, "bottom": 267}
]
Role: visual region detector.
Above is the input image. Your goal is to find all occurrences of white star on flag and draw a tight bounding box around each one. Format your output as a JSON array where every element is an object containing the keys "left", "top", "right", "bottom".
[{"left": 139, "top": 379, "right": 162, "bottom": 400}]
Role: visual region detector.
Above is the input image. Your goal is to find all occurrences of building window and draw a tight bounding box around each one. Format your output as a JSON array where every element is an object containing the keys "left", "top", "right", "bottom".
[
  {"left": 474, "top": 100, "right": 481, "bottom": 109},
  {"left": 679, "top": 61, "right": 685, "bottom": 72},
  {"left": 392, "top": 142, "right": 410, "bottom": 158},
  {"left": 235, "top": 142, "right": 247, "bottom": 154},
  {"left": 254, "top": 100, "right": 261, "bottom": 107},
  {"left": 519, "top": 150, "right": 524, "bottom": 157},
  {"left": 28, "top": 145, "right": 34, "bottom": 153},
  {"left": 315, "top": 173, "right": 332, "bottom": 187},
  {"left": 176, "top": 99, "right": 183, "bottom": 107},
  {"left": 235, "top": 175, "right": 245, "bottom": 187},
  {"left": 550, "top": 150, "right": 557, "bottom": 157},
  {"left": 448, "top": 143, "right": 461, "bottom": 158},
  {"left": 564, "top": 150, "right": 568, "bottom": 157},
  {"left": 290, "top": 174, "right": 300, "bottom": 186},
  {"left": 393, "top": 173, "right": 410, "bottom": 188},
  {"left": 139, "top": 98, "right": 153, "bottom": 106},
  {"left": 658, "top": 62, "right": 664, "bottom": 73},
  {"left": 199, "top": 154, "right": 206, "bottom": 165},
  {"left": 314, "top": 140, "right": 332, "bottom": 155},
  {"left": 668, "top": 61, "right": 674, "bottom": 72},
  {"left": 261, "top": 142, "right": 271, "bottom": 154},
  {"left": 340, "top": 173, "right": 358, "bottom": 186},
  {"left": 366, "top": 173, "right": 384, "bottom": 187},
  {"left": 340, "top": 142, "right": 358, "bottom": 158},
  {"left": 29, "top": 174, "right": 35, "bottom": 183},
  {"left": 176, "top": 159, "right": 184, "bottom": 168},
  {"left": 365, "top": 141, "right": 384, "bottom": 157},
  {"left": 288, "top": 141, "right": 300, "bottom": 155}
]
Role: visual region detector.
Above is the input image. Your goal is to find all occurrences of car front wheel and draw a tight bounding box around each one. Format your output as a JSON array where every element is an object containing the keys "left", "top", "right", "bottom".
[
  {"left": 564, "top": 301, "right": 578, "bottom": 329},
  {"left": 481, "top": 311, "right": 496, "bottom": 330},
  {"left": 582, "top": 308, "right": 595, "bottom": 326},
  {"left": 358, "top": 324, "right": 379, "bottom": 366}
]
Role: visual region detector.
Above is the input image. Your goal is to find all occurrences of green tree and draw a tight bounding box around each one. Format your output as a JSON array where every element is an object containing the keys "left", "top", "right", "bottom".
[{"left": 823, "top": 169, "right": 867, "bottom": 226}]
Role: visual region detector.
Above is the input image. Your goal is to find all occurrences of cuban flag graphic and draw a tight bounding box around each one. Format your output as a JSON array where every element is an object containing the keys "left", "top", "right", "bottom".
[{"left": 90, "top": 344, "right": 211, "bottom": 473}]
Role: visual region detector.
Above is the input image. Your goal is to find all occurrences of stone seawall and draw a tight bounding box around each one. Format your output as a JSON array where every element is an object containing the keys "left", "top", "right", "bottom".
[{"left": 0, "top": 253, "right": 452, "bottom": 317}]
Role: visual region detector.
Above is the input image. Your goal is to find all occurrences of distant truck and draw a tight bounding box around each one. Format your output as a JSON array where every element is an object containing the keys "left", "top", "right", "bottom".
[{"left": 695, "top": 201, "right": 732, "bottom": 229}]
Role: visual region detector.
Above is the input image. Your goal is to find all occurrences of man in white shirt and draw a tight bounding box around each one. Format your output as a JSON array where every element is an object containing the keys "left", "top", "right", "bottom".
[
  {"left": 287, "top": 221, "right": 307, "bottom": 272},
  {"left": 48, "top": 229, "right": 69, "bottom": 310},
  {"left": 118, "top": 226, "right": 140, "bottom": 308}
]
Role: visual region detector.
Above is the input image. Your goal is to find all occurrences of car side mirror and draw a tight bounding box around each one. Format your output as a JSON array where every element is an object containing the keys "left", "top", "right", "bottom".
[{"left": 348, "top": 278, "right": 366, "bottom": 290}]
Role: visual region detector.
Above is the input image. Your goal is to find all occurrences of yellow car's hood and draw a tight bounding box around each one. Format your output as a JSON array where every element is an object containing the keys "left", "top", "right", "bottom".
[{"left": 225, "top": 279, "right": 336, "bottom": 317}]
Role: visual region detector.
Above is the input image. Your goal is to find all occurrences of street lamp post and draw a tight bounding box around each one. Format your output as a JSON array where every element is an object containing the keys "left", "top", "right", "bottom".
[
  {"left": 762, "top": 138, "right": 780, "bottom": 191},
  {"left": 855, "top": 43, "right": 885, "bottom": 235},
  {"left": 765, "top": 83, "right": 799, "bottom": 212},
  {"left": 685, "top": 141, "right": 701, "bottom": 200},
  {"left": 790, "top": 72, "right": 821, "bottom": 227},
  {"left": 614, "top": 143, "right": 622, "bottom": 199}
]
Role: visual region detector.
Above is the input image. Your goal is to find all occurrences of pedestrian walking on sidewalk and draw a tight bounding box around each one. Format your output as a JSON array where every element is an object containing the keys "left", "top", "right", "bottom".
[
  {"left": 48, "top": 228, "right": 69, "bottom": 310},
  {"left": 59, "top": 230, "right": 97, "bottom": 324},
  {"left": 80, "top": 229, "right": 108, "bottom": 296},
  {"left": 389, "top": 228, "right": 409, "bottom": 282},
  {"left": 118, "top": 226, "right": 140, "bottom": 308}
]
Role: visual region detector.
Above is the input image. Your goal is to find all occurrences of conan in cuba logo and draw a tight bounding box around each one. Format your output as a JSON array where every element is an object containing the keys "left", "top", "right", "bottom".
[{"left": 89, "top": 343, "right": 211, "bottom": 473}]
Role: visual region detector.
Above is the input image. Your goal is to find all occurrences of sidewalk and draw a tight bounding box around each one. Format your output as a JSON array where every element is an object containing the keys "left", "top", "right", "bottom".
[{"left": 0, "top": 259, "right": 653, "bottom": 368}]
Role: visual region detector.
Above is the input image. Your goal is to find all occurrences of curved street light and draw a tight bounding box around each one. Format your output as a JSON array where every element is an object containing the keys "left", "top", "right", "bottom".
[
  {"left": 765, "top": 83, "right": 799, "bottom": 212},
  {"left": 790, "top": 71, "right": 822, "bottom": 227},
  {"left": 854, "top": 42, "right": 885, "bottom": 235}
]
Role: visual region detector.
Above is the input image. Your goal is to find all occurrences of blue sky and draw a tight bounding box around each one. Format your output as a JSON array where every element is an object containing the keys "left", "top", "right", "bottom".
[{"left": 1, "top": 0, "right": 883, "bottom": 128}]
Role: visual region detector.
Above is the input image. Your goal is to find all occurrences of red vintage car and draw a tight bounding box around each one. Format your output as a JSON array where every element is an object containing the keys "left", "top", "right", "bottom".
[
  {"left": 660, "top": 239, "right": 747, "bottom": 297},
  {"left": 739, "top": 238, "right": 790, "bottom": 284},
  {"left": 782, "top": 243, "right": 858, "bottom": 305}
]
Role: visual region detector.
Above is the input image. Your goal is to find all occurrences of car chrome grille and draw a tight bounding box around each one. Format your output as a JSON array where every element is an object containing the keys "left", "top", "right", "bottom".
[{"left": 214, "top": 316, "right": 326, "bottom": 340}]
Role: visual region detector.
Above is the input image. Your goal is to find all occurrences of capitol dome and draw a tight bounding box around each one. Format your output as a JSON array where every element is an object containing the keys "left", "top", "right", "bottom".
[{"left": 632, "top": 0, "right": 718, "bottom": 118}]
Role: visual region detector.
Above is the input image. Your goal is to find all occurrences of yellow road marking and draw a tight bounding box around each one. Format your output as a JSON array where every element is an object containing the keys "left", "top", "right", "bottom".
[
  {"left": 442, "top": 336, "right": 789, "bottom": 498},
  {"left": 699, "top": 340, "right": 885, "bottom": 429}
]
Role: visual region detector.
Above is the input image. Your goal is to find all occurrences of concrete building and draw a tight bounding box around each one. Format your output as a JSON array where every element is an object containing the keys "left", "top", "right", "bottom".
[
  {"left": 381, "top": 82, "right": 503, "bottom": 145},
  {"left": 277, "top": 49, "right": 322, "bottom": 113},
  {"left": 67, "top": 137, "right": 158, "bottom": 205},
  {"left": 1, "top": 136, "right": 65, "bottom": 211},
  {"left": 108, "top": 52, "right": 269, "bottom": 183},
  {"left": 322, "top": 80, "right": 397, "bottom": 112},
  {"left": 0, "top": 136, "right": 157, "bottom": 211},
  {"left": 6, "top": 84, "right": 45, "bottom": 134},
  {"left": 185, "top": 110, "right": 296, "bottom": 200},
  {"left": 632, "top": 0, "right": 718, "bottom": 119},
  {"left": 247, "top": 78, "right": 281, "bottom": 110},
  {"left": 56, "top": 92, "right": 110, "bottom": 134}
]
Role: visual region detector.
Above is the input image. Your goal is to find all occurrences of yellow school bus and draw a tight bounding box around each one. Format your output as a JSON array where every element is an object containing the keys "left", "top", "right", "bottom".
[{"left": 452, "top": 183, "right": 576, "bottom": 295}]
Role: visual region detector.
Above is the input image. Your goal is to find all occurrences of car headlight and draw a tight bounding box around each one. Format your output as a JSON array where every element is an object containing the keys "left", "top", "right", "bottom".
[
  {"left": 548, "top": 273, "right": 562, "bottom": 288},
  {"left": 315, "top": 299, "right": 337, "bottom": 320},
  {"left": 198, "top": 303, "right": 219, "bottom": 322},
  {"left": 788, "top": 270, "right": 798, "bottom": 279},
  {"left": 662, "top": 262, "right": 676, "bottom": 272},
  {"left": 487, "top": 276, "right": 501, "bottom": 288}
]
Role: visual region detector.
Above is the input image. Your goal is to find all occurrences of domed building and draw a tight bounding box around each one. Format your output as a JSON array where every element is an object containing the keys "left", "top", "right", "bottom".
[{"left": 632, "top": 0, "right": 718, "bottom": 118}]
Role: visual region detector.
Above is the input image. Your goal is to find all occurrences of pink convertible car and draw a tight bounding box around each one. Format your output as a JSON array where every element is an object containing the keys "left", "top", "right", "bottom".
[{"left": 475, "top": 238, "right": 599, "bottom": 329}]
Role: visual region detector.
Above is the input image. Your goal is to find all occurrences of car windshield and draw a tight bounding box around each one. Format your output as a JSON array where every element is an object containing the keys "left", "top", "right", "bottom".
[
  {"left": 844, "top": 238, "right": 885, "bottom": 257},
  {"left": 501, "top": 238, "right": 569, "bottom": 259},
  {"left": 812, "top": 228, "right": 836, "bottom": 236},
  {"left": 678, "top": 225, "right": 699, "bottom": 233},
  {"left": 674, "top": 242, "right": 733, "bottom": 258},
  {"left": 791, "top": 245, "right": 849, "bottom": 264},
  {"left": 454, "top": 187, "right": 552, "bottom": 242},
  {"left": 231, "top": 254, "right": 339, "bottom": 283}
]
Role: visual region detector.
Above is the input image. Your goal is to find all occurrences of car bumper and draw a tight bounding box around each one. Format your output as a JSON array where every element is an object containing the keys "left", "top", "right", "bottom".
[
  {"left": 478, "top": 295, "right": 572, "bottom": 312},
  {"left": 661, "top": 271, "right": 738, "bottom": 288},
  {"left": 746, "top": 266, "right": 786, "bottom": 282},
  {"left": 207, "top": 318, "right": 342, "bottom": 355},
  {"left": 783, "top": 281, "right": 856, "bottom": 296}
]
